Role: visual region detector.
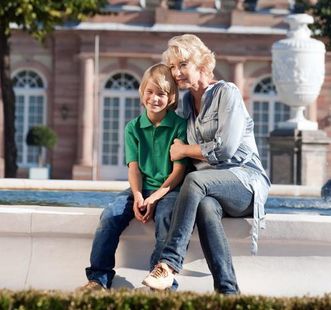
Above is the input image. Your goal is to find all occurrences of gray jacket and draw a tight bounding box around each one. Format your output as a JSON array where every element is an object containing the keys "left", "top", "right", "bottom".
[{"left": 177, "top": 80, "right": 271, "bottom": 255}]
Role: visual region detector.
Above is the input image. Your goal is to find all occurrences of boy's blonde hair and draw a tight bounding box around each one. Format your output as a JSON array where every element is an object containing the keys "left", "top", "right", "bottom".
[
  {"left": 162, "top": 34, "right": 216, "bottom": 80},
  {"left": 139, "top": 63, "right": 178, "bottom": 110}
]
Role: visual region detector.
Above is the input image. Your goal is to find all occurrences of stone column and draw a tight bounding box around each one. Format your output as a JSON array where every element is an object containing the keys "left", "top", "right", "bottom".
[
  {"left": 72, "top": 57, "right": 95, "bottom": 180},
  {"left": 228, "top": 58, "right": 245, "bottom": 95}
]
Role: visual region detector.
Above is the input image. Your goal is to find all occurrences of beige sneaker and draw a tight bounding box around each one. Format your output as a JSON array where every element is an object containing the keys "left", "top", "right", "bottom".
[
  {"left": 78, "top": 281, "right": 105, "bottom": 292},
  {"left": 142, "top": 263, "right": 174, "bottom": 290}
]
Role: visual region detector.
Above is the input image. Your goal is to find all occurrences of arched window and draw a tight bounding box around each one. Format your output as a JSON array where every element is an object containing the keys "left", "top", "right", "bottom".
[
  {"left": 100, "top": 72, "right": 141, "bottom": 180},
  {"left": 252, "top": 76, "right": 290, "bottom": 174},
  {"left": 13, "top": 70, "right": 46, "bottom": 166}
]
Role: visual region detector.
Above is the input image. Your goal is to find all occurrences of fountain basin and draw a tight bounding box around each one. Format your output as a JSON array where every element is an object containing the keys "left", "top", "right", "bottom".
[{"left": 0, "top": 204, "right": 331, "bottom": 296}]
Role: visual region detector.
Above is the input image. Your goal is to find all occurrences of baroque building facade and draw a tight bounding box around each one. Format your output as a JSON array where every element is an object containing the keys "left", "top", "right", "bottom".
[{"left": 0, "top": 0, "right": 330, "bottom": 181}]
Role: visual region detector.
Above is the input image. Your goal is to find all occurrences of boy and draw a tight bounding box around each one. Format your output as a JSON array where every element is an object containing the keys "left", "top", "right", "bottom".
[{"left": 81, "top": 63, "right": 187, "bottom": 290}]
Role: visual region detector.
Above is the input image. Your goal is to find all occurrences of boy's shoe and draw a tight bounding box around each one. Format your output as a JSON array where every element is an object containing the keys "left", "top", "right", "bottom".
[
  {"left": 142, "top": 263, "right": 174, "bottom": 290},
  {"left": 78, "top": 281, "right": 105, "bottom": 292}
]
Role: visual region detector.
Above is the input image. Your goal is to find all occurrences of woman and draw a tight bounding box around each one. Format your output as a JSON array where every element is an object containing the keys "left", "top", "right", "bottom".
[{"left": 142, "top": 34, "right": 270, "bottom": 294}]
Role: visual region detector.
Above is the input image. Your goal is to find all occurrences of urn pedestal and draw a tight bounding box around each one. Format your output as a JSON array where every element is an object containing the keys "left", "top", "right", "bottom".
[{"left": 269, "top": 129, "right": 330, "bottom": 186}]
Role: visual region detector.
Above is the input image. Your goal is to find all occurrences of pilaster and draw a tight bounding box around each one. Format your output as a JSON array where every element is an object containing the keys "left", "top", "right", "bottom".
[
  {"left": 227, "top": 57, "right": 245, "bottom": 95},
  {"left": 72, "top": 57, "right": 95, "bottom": 180}
]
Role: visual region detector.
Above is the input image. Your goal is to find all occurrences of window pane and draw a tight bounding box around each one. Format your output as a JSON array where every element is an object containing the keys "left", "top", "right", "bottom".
[
  {"left": 104, "top": 72, "right": 139, "bottom": 90},
  {"left": 252, "top": 76, "right": 290, "bottom": 174},
  {"left": 101, "top": 97, "right": 120, "bottom": 165},
  {"left": 274, "top": 101, "right": 290, "bottom": 125},
  {"left": 102, "top": 72, "right": 140, "bottom": 170},
  {"left": 13, "top": 70, "right": 46, "bottom": 166}
]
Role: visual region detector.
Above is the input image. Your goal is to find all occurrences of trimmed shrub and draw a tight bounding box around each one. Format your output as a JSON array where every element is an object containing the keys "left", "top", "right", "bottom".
[
  {"left": 0, "top": 290, "right": 330, "bottom": 310},
  {"left": 26, "top": 125, "right": 57, "bottom": 150},
  {"left": 26, "top": 125, "right": 57, "bottom": 167}
]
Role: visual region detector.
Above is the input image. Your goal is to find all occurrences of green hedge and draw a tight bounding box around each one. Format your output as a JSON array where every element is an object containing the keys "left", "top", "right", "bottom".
[{"left": 0, "top": 289, "right": 330, "bottom": 310}]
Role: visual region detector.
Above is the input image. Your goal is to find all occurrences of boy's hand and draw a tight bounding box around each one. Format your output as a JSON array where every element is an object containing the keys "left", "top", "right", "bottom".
[
  {"left": 170, "top": 138, "right": 185, "bottom": 161},
  {"left": 133, "top": 194, "right": 146, "bottom": 223}
]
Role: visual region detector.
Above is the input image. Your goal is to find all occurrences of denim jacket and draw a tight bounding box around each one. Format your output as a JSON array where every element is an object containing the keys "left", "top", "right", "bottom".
[{"left": 177, "top": 80, "right": 271, "bottom": 255}]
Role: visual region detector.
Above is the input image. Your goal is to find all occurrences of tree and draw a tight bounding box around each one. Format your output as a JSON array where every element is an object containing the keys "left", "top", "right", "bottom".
[
  {"left": 296, "top": 0, "right": 331, "bottom": 49},
  {"left": 0, "top": 0, "right": 106, "bottom": 177},
  {"left": 26, "top": 125, "right": 57, "bottom": 167},
  {"left": 311, "top": 0, "right": 331, "bottom": 49}
]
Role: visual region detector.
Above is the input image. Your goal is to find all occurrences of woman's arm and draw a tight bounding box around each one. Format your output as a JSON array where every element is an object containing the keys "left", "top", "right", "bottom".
[
  {"left": 170, "top": 138, "right": 204, "bottom": 161},
  {"left": 171, "top": 84, "right": 246, "bottom": 164},
  {"left": 200, "top": 84, "right": 246, "bottom": 164},
  {"left": 142, "top": 162, "right": 186, "bottom": 223},
  {"left": 128, "top": 161, "right": 145, "bottom": 223}
]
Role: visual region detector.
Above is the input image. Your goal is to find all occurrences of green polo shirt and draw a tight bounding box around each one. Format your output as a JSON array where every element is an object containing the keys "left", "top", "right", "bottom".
[{"left": 125, "top": 110, "right": 187, "bottom": 190}]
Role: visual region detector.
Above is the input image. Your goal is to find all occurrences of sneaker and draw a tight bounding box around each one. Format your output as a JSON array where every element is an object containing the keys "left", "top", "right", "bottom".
[
  {"left": 142, "top": 263, "right": 174, "bottom": 290},
  {"left": 78, "top": 280, "right": 105, "bottom": 292}
]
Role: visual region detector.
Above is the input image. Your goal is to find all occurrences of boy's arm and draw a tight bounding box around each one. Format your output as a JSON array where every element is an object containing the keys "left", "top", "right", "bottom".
[
  {"left": 128, "top": 161, "right": 145, "bottom": 223},
  {"left": 142, "top": 162, "right": 186, "bottom": 223}
]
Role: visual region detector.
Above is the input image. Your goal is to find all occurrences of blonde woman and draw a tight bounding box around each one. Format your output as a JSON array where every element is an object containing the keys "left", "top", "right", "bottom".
[{"left": 143, "top": 34, "right": 270, "bottom": 294}]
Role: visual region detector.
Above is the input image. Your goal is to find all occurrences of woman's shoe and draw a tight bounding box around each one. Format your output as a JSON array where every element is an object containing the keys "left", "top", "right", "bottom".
[{"left": 142, "top": 263, "right": 174, "bottom": 290}]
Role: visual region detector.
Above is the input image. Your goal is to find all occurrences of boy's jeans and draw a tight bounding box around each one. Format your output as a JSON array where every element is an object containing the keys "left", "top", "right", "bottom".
[
  {"left": 85, "top": 188, "right": 178, "bottom": 289},
  {"left": 160, "top": 170, "right": 253, "bottom": 294}
]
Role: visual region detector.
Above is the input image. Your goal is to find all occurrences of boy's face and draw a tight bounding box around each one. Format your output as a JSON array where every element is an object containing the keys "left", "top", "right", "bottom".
[{"left": 142, "top": 81, "right": 169, "bottom": 115}]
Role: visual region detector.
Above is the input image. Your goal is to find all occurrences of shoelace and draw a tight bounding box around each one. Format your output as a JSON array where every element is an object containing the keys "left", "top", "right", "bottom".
[{"left": 151, "top": 264, "right": 168, "bottom": 279}]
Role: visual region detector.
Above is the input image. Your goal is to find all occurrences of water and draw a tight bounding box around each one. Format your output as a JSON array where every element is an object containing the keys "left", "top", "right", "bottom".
[
  {"left": 0, "top": 190, "right": 330, "bottom": 215},
  {"left": 266, "top": 196, "right": 331, "bottom": 216},
  {"left": 0, "top": 190, "right": 115, "bottom": 209}
]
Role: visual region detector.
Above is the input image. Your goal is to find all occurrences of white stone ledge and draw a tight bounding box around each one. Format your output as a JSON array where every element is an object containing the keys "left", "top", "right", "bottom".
[
  {"left": 0, "top": 179, "right": 322, "bottom": 197},
  {"left": 1, "top": 205, "right": 331, "bottom": 241},
  {"left": 0, "top": 205, "right": 331, "bottom": 296}
]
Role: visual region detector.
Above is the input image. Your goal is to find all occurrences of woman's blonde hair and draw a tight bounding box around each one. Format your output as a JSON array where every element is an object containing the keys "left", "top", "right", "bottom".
[
  {"left": 162, "top": 34, "right": 216, "bottom": 79},
  {"left": 139, "top": 63, "right": 178, "bottom": 110}
]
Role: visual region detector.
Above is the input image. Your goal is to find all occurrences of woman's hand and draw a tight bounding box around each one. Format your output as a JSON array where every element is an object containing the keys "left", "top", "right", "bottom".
[
  {"left": 141, "top": 195, "right": 158, "bottom": 223},
  {"left": 141, "top": 187, "right": 169, "bottom": 223},
  {"left": 170, "top": 139, "right": 186, "bottom": 161}
]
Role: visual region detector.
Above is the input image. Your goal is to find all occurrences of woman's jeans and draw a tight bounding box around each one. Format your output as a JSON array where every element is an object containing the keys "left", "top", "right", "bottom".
[
  {"left": 159, "top": 169, "right": 253, "bottom": 294},
  {"left": 85, "top": 189, "right": 178, "bottom": 289}
]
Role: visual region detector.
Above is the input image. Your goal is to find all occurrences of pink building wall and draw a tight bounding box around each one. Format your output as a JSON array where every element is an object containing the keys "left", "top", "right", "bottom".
[{"left": 0, "top": 1, "right": 330, "bottom": 181}]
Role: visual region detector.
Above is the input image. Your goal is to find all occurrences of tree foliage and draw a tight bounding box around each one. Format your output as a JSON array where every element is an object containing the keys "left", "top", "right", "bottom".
[
  {"left": 26, "top": 125, "right": 58, "bottom": 167},
  {"left": 0, "top": 0, "right": 106, "bottom": 40},
  {"left": 296, "top": 0, "right": 331, "bottom": 48},
  {"left": 26, "top": 125, "right": 57, "bottom": 150},
  {"left": 311, "top": 0, "right": 331, "bottom": 48},
  {"left": 0, "top": 0, "right": 106, "bottom": 177}
]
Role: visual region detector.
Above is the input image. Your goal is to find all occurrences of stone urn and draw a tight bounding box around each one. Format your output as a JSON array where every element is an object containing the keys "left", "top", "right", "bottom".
[{"left": 272, "top": 14, "right": 325, "bottom": 130}]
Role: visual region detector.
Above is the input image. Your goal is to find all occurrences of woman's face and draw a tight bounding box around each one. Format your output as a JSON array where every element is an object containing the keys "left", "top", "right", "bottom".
[{"left": 169, "top": 59, "right": 201, "bottom": 90}]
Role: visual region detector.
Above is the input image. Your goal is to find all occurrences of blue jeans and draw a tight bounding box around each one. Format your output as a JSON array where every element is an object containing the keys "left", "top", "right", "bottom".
[
  {"left": 160, "top": 169, "right": 253, "bottom": 294},
  {"left": 86, "top": 188, "right": 178, "bottom": 289}
]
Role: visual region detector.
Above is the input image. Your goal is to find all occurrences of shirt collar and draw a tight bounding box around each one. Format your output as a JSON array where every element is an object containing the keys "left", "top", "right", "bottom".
[{"left": 139, "top": 110, "right": 175, "bottom": 128}]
